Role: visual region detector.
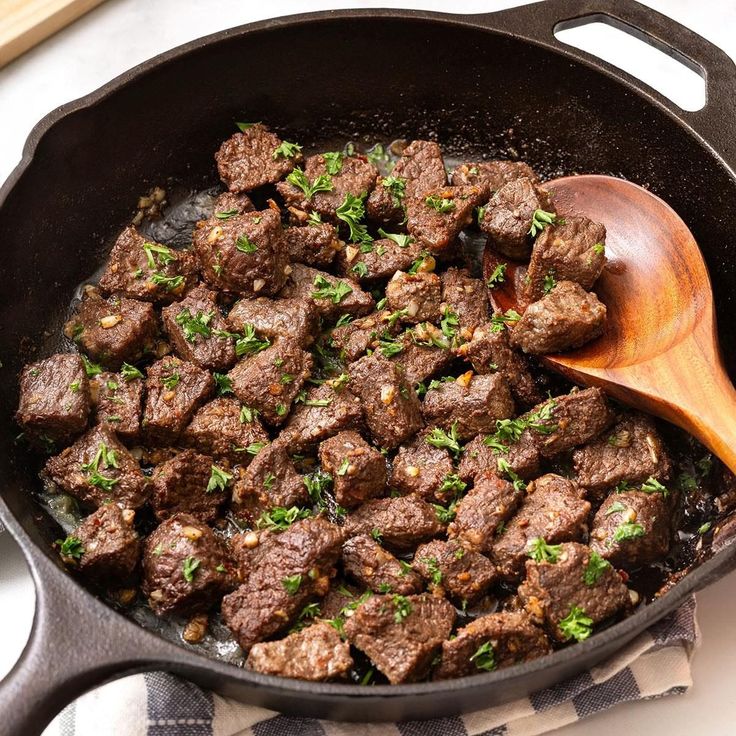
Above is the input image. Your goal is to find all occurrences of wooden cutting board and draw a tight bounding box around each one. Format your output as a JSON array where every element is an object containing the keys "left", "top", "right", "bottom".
[{"left": 0, "top": 0, "right": 106, "bottom": 69}]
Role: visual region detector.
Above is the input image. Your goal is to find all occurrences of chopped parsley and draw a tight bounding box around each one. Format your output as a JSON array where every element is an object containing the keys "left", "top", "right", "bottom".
[
  {"left": 605, "top": 500, "right": 627, "bottom": 516},
  {"left": 559, "top": 606, "right": 593, "bottom": 642},
  {"left": 81, "top": 354, "right": 103, "bottom": 377},
  {"left": 698, "top": 521, "right": 713, "bottom": 535},
  {"left": 57, "top": 535, "right": 84, "bottom": 560},
  {"left": 421, "top": 556, "right": 443, "bottom": 586},
  {"left": 528, "top": 209, "right": 559, "bottom": 237},
  {"left": 182, "top": 556, "right": 201, "bottom": 583},
  {"left": 69, "top": 381, "right": 80, "bottom": 393},
  {"left": 490, "top": 309, "right": 522, "bottom": 332},
  {"left": 239, "top": 405, "right": 259, "bottom": 423},
  {"left": 304, "top": 469, "right": 333, "bottom": 508},
  {"left": 322, "top": 151, "right": 344, "bottom": 174},
  {"left": 432, "top": 500, "right": 458, "bottom": 523},
  {"left": 382, "top": 175, "right": 406, "bottom": 207},
  {"left": 437, "top": 473, "right": 467, "bottom": 497},
  {"left": 337, "top": 458, "right": 351, "bottom": 476},
  {"left": 81, "top": 442, "right": 118, "bottom": 492},
  {"left": 641, "top": 476, "right": 668, "bottom": 497},
  {"left": 143, "top": 242, "right": 177, "bottom": 269},
  {"left": 307, "top": 211, "right": 323, "bottom": 226},
  {"left": 215, "top": 209, "right": 239, "bottom": 220},
  {"left": 470, "top": 640, "right": 496, "bottom": 672},
  {"left": 592, "top": 242, "right": 605, "bottom": 255},
  {"left": 206, "top": 465, "right": 232, "bottom": 493},
  {"left": 282, "top": 573, "right": 303, "bottom": 595},
  {"left": 392, "top": 594, "right": 412, "bottom": 623},
  {"left": 486, "top": 262, "right": 507, "bottom": 288},
  {"left": 336, "top": 192, "right": 372, "bottom": 246},
  {"left": 612, "top": 521, "right": 645, "bottom": 543},
  {"left": 378, "top": 332, "right": 404, "bottom": 357},
  {"left": 543, "top": 272, "right": 557, "bottom": 294},
  {"left": 312, "top": 274, "right": 353, "bottom": 304},
  {"left": 235, "top": 234, "right": 258, "bottom": 253},
  {"left": 527, "top": 537, "right": 562, "bottom": 563},
  {"left": 120, "top": 362, "right": 144, "bottom": 381},
  {"left": 286, "top": 168, "right": 333, "bottom": 199},
  {"left": 440, "top": 307, "right": 459, "bottom": 342},
  {"left": 236, "top": 121, "right": 259, "bottom": 132},
  {"left": 583, "top": 550, "right": 611, "bottom": 586},
  {"left": 426, "top": 423, "right": 462, "bottom": 458},
  {"left": 161, "top": 371, "right": 180, "bottom": 390},
  {"left": 175, "top": 308, "right": 213, "bottom": 342},
  {"left": 497, "top": 457, "right": 526, "bottom": 492},
  {"left": 257, "top": 506, "right": 311, "bottom": 531},
  {"left": 377, "top": 229, "right": 413, "bottom": 248},
  {"left": 425, "top": 194, "right": 455, "bottom": 213},
  {"left": 150, "top": 272, "right": 184, "bottom": 291},
  {"left": 352, "top": 261, "right": 369, "bottom": 278},
  {"left": 218, "top": 323, "right": 270, "bottom": 356},
  {"left": 272, "top": 140, "right": 302, "bottom": 159},
  {"left": 213, "top": 373, "right": 233, "bottom": 396}
]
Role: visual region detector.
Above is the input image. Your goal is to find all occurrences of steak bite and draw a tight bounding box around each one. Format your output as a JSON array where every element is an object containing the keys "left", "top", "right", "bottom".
[
  {"left": 228, "top": 339, "right": 313, "bottom": 427},
  {"left": 389, "top": 333, "right": 454, "bottom": 385},
  {"left": 389, "top": 431, "right": 455, "bottom": 502},
  {"left": 385, "top": 271, "right": 442, "bottom": 325},
  {"left": 99, "top": 226, "right": 198, "bottom": 303},
  {"left": 459, "top": 432, "right": 541, "bottom": 483},
  {"left": 511, "top": 280, "right": 607, "bottom": 355},
  {"left": 161, "top": 285, "right": 236, "bottom": 371},
  {"left": 221, "top": 516, "right": 345, "bottom": 650},
  {"left": 65, "top": 291, "right": 158, "bottom": 369},
  {"left": 336, "top": 235, "right": 423, "bottom": 284},
  {"left": 519, "top": 542, "right": 630, "bottom": 642},
  {"left": 17, "top": 353, "right": 90, "bottom": 445},
  {"left": 142, "top": 513, "right": 236, "bottom": 616},
  {"left": 342, "top": 535, "right": 424, "bottom": 595},
  {"left": 422, "top": 372, "right": 515, "bottom": 441},
  {"left": 215, "top": 123, "right": 301, "bottom": 192},
  {"left": 91, "top": 371, "right": 143, "bottom": 442},
  {"left": 440, "top": 268, "right": 489, "bottom": 340},
  {"left": 246, "top": 622, "right": 353, "bottom": 681},
  {"left": 451, "top": 160, "right": 540, "bottom": 192},
  {"left": 212, "top": 191, "right": 255, "bottom": 216},
  {"left": 193, "top": 208, "right": 289, "bottom": 297},
  {"left": 45, "top": 425, "right": 149, "bottom": 509},
  {"left": 227, "top": 296, "right": 319, "bottom": 349},
  {"left": 283, "top": 222, "right": 341, "bottom": 268},
  {"left": 330, "top": 310, "right": 398, "bottom": 363},
  {"left": 492, "top": 474, "right": 591, "bottom": 580},
  {"left": 319, "top": 431, "right": 386, "bottom": 509},
  {"left": 143, "top": 357, "right": 214, "bottom": 443},
  {"left": 344, "top": 593, "right": 455, "bottom": 684},
  {"left": 434, "top": 611, "right": 550, "bottom": 680}
]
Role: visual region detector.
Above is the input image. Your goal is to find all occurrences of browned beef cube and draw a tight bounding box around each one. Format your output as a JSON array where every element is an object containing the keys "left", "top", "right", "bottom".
[
  {"left": 319, "top": 582, "right": 362, "bottom": 619},
  {"left": 422, "top": 372, "right": 514, "bottom": 441},
  {"left": 406, "top": 185, "right": 486, "bottom": 253},
  {"left": 228, "top": 339, "right": 313, "bottom": 427},
  {"left": 434, "top": 611, "right": 550, "bottom": 680},
  {"left": 343, "top": 535, "right": 423, "bottom": 595},
  {"left": 91, "top": 371, "right": 143, "bottom": 441},
  {"left": 142, "top": 513, "right": 236, "bottom": 616},
  {"left": 319, "top": 431, "right": 386, "bottom": 509},
  {"left": 17, "top": 353, "right": 90, "bottom": 445},
  {"left": 215, "top": 124, "right": 301, "bottom": 192},
  {"left": 451, "top": 160, "right": 540, "bottom": 192},
  {"left": 246, "top": 622, "right": 353, "bottom": 681},
  {"left": 337, "top": 236, "right": 423, "bottom": 284},
  {"left": 193, "top": 209, "right": 289, "bottom": 297},
  {"left": 459, "top": 432, "right": 541, "bottom": 483},
  {"left": 231, "top": 439, "right": 307, "bottom": 524},
  {"left": 66, "top": 291, "right": 158, "bottom": 369},
  {"left": 524, "top": 216, "right": 607, "bottom": 302},
  {"left": 456, "top": 323, "right": 543, "bottom": 408},
  {"left": 283, "top": 222, "right": 341, "bottom": 268},
  {"left": 480, "top": 178, "right": 553, "bottom": 260},
  {"left": 590, "top": 490, "right": 672, "bottom": 568},
  {"left": 389, "top": 334, "right": 454, "bottom": 385},
  {"left": 349, "top": 353, "right": 423, "bottom": 449},
  {"left": 385, "top": 271, "right": 442, "bottom": 325},
  {"left": 440, "top": 268, "right": 489, "bottom": 340},
  {"left": 161, "top": 285, "right": 236, "bottom": 371},
  {"left": 573, "top": 413, "right": 671, "bottom": 498},
  {"left": 390, "top": 432, "right": 454, "bottom": 502},
  {"left": 413, "top": 539, "right": 497, "bottom": 605},
  {"left": 279, "top": 263, "right": 375, "bottom": 321},
  {"left": 227, "top": 296, "right": 319, "bottom": 349},
  {"left": 511, "top": 281, "right": 607, "bottom": 355},
  {"left": 143, "top": 357, "right": 214, "bottom": 443},
  {"left": 222, "top": 517, "right": 345, "bottom": 650},
  {"left": 212, "top": 191, "right": 255, "bottom": 216},
  {"left": 99, "top": 226, "right": 198, "bottom": 303},
  {"left": 151, "top": 450, "right": 229, "bottom": 523},
  {"left": 45, "top": 426, "right": 149, "bottom": 509},
  {"left": 63, "top": 504, "right": 140, "bottom": 583},
  {"left": 365, "top": 178, "right": 405, "bottom": 225},
  {"left": 330, "top": 310, "right": 398, "bottom": 362},
  {"left": 519, "top": 542, "right": 630, "bottom": 642},
  {"left": 344, "top": 593, "right": 455, "bottom": 684},
  {"left": 276, "top": 154, "right": 378, "bottom": 221},
  {"left": 345, "top": 496, "right": 443, "bottom": 551},
  {"left": 182, "top": 397, "right": 269, "bottom": 463},
  {"left": 492, "top": 474, "right": 591, "bottom": 580}
]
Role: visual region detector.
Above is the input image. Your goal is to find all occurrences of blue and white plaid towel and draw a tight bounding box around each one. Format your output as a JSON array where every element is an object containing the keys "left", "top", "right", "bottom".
[{"left": 45, "top": 597, "right": 698, "bottom": 736}]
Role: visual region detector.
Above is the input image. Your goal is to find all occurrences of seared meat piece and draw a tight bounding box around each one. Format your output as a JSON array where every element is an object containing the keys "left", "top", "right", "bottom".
[
  {"left": 246, "top": 622, "right": 353, "bottom": 681},
  {"left": 161, "top": 285, "right": 236, "bottom": 371},
  {"left": 349, "top": 353, "right": 423, "bottom": 449},
  {"left": 222, "top": 516, "right": 345, "bottom": 650},
  {"left": 389, "top": 333, "right": 454, "bottom": 385},
  {"left": 142, "top": 513, "right": 236, "bottom": 616},
  {"left": 212, "top": 191, "right": 255, "bottom": 216},
  {"left": 342, "top": 535, "right": 423, "bottom": 595},
  {"left": 45, "top": 425, "right": 149, "bottom": 509},
  {"left": 283, "top": 222, "right": 341, "bottom": 268},
  {"left": 422, "top": 372, "right": 514, "bottom": 441},
  {"left": 492, "top": 474, "right": 591, "bottom": 580},
  {"left": 228, "top": 338, "right": 313, "bottom": 427},
  {"left": 345, "top": 495, "right": 443, "bottom": 550},
  {"left": 573, "top": 413, "right": 671, "bottom": 498},
  {"left": 151, "top": 449, "right": 229, "bottom": 522},
  {"left": 17, "top": 353, "right": 90, "bottom": 445},
  {"left": 63, "top": 504, "right": 140, "bottom": 583},
  {"left": 389, "top": 431, "right": 454, "bottom": 502},
  {"left": 519, "top": 542, "right": 630, "bottom": 642},
  {"left": 143, "top": 357, "right": 214, "bottom": 443},
  {"left": 319, "top": 582, "right": 363, "bottom": 620},
  {"left": 590, "top": 490, "right": 672, "bottom": 568},
  {"left": 385, "top": 271, "right": 442, "bottom": 325},
  {"left": 511, "top": 280, "right": 606, "bottom": 355},
  {"left": 434, "top": 611, "right": 550, "bottom": 680},
  {"left": 459, "top": 432, "right": 541, "bottom": 483},
  {"left": 193, "top": 209, "right": 289, "bottom": 297},
  {"left": 448, "top": 470, "right": 523, "bottom": 554},
  {"left": 344, "top": 593, "right": 455, "bottom": 684},
  {"left": 91, "top": 371, "right": 144, "bottom": 442},
  {"left": 319, "top": 431, "right": 386, "bottom": 509},
  {"left": 227, "top": 296, "right": 319, "bottom": 349},
  {"left": 182, "top": 398, "right": 269, "bottom": 463},
  {"left": 330, "top": 310, "right": 399, "bottom": 363},
  {"left": 65, "top": 291, "right": 158, "bottom": 369},
  {"left": 480, "top": 177, "right": 553, "bottom": 260},
  {"left": 99, "top": 226, "right": 198, "bottom": 303},
  {"left": 406, "top": 185, "right": 486, "bottom": 253},
  {"left": 451, "top": 160, "right": 540, "bottom": 192},
  {"left": 440, "top": 268, "right": 489, "bottom": 340},
  {"left": 413, "top": 539, "right": 497, "bottom": 605},
  {"left": 336, "top": 236, "right": 423, "bottom": 284},
  {"left": 215, "top": 123, "right": 301, "bottom": 192}
]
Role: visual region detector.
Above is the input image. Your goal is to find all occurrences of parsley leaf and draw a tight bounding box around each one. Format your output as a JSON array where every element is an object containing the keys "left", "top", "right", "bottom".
[
  {"left": 120, "top": 362, "right": 143, "bottom": 381},
  {"left": 613, "top": 522, "right": 645, "bottom": 543},
  {"left": 470, "top": 640, "right": 496, "bottom": 671},
  {"left": 57, "top": 535, "right": 84, "bottom": 560},
  {"left": 583, "top": 550, "right": 611, "bottom": 586},
  {"left": 175, "top": 308, "right": 213, "bottom": 342},
  {"left": 382, "top": 175, "right": 406, "bottom": 207},
  {"left": 486, "top": 262, "right": 507, "bottom": 288},
  {"left": 377, "top": 228, "right": 413, "bottom": 248},
  {"left": 272, "top": 140, "right": 302, "bottom": 159},
  {"left": 235, "top": 234, "right": 258, "bottom": 253},
  {"left": 559, "top": 605, "right": 593, "bottom": 642},
  {"left": 336, "top": 192, "right": 372, "bottom": 246},
  {"left": 182, "top": 556, "right": 200, "bottom": 583},
  {"left": 528, "top": 209, "right": 559, "bottom": 237},
  {"left": 425, "top": 194, "right": 455, "bottom": 213},
  {"left": 426, "top": 423, "right": 462, "bottom": 458},
  {"left": 392, "top": 594, "right": 412, "bottom": 623},
  {"left": 286, "top": 168, "right": 334, "bottom": 199},
  {"left": 257, "top": 506, "right": 311, "bottom": 531},
  {"left": 213, "top": 373, "right": 233, "bottom": 396},
  {"left": 312, "top": 274, "right": 353, "bottom": 304},
  {"left": 282, "top": 573, "right": 303, "bottom": 595},
  {"left": 527, "top": 537, "right": 562, "bottom": 563},
  {"left": 322, "top": 151, "right": 344, "bottom": 175},
  {"left": 206, "top": 465, "right": 232, "bottom": 493}
]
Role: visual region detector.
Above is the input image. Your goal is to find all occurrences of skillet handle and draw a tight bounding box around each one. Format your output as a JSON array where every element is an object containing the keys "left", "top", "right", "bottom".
[{"left": 484, "top": 0, "right": 736, "bottom": 174}]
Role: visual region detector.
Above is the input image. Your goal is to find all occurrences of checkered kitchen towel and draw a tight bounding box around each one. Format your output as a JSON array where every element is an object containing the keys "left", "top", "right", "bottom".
[{"left": 45, "top": 596, "right": 698, "bottom": 736}]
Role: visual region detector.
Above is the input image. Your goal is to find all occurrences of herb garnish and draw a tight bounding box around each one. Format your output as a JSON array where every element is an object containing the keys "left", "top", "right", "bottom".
[
  {"left": 486, "top": 262, "right": 507, "bottom": 288},
  {"left": 81, "top": 442, "right": 118, "bottom": 492},
  {"left": 528, "top": 209, "right": 559, "bottom": 237},
  {"left": 282, "top": 574, "right": 303, "bottom": 595},
  {"left": 425, "top": 194, "right": 455, "bottom": 213},
  {"left": 382, "top": 175, "right": 406, "bottom": 207},
  {"left": 286, "top": 168, "right": 333, "bottom": 199},
  {"left": 57, "top": 535, "right": 84, "bottom": 560},
  {"left": 312, "top": 274, "right": 353, "bottom": 304},
  {"left": 182, "top": 556, "right": 200, "bottom": 583},
  {"left": 322, "top": 151, "right": 344, "bottom": 174},
  {"left": 426, "top": 423, "right": 462, "bottom": 458},
  {"left": 583, "top": 550, "right": 611, "bottom": 586},
  {"left": 272, "top": 141, "right": 302, "bottom": 159},
  {"left": 206, "top": 465, "right": 232, "bottom": 493},
  {"left": 175, "top": 308, "right": 214, "bottom": 342},
  {"left": 392, "top": 594, "right": 412, "bottom": 623},
  {"left": 470, "top": 641, "right": 496, "bottom": 672},
  {"left": 235, "top": 234, "right": 258, "bottom": 253},
  {"left": 336, "top": 192, "right": 372, "bottom": 245},
  {"left": 559, "top": 606, "right": 593, "bottom": 642},
  {"left": 120, "top": 362, "right": 143, "bottom": 381},
  {"left": 377, "top": 229, "right": 414, "bottom": 248},
  {"left": 613, "top": 522, "right": 645, "bottom": 543},
  {"left": 527, "top": 537, "right": 562, "bottom": 563},
  {"left": 257, "top": 506, "right": 311, "bottom": 531}
]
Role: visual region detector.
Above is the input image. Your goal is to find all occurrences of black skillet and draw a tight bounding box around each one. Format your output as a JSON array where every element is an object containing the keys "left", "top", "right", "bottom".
[{"left": 1, "top": 1, "right": 736, "bottom": 734}]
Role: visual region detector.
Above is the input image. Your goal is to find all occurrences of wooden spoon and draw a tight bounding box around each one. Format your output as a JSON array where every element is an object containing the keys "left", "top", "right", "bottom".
[{"left": 483, "top": 174, "right": 736, "bottom": 474}]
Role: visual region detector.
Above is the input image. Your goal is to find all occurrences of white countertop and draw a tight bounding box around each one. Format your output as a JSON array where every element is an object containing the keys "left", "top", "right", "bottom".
[{"left": 1, "top": 0, "right": 736, "bottom": 733}]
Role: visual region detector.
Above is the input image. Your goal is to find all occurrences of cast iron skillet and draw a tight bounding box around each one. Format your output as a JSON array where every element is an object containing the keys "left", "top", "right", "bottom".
[{"left": 1, "top": 1, "right": 736, "bottom": 733}]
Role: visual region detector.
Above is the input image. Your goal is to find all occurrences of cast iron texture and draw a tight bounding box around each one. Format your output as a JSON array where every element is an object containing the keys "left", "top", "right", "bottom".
[{"left": 1, "top": 1, "right": 735, "bottom": 733}]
